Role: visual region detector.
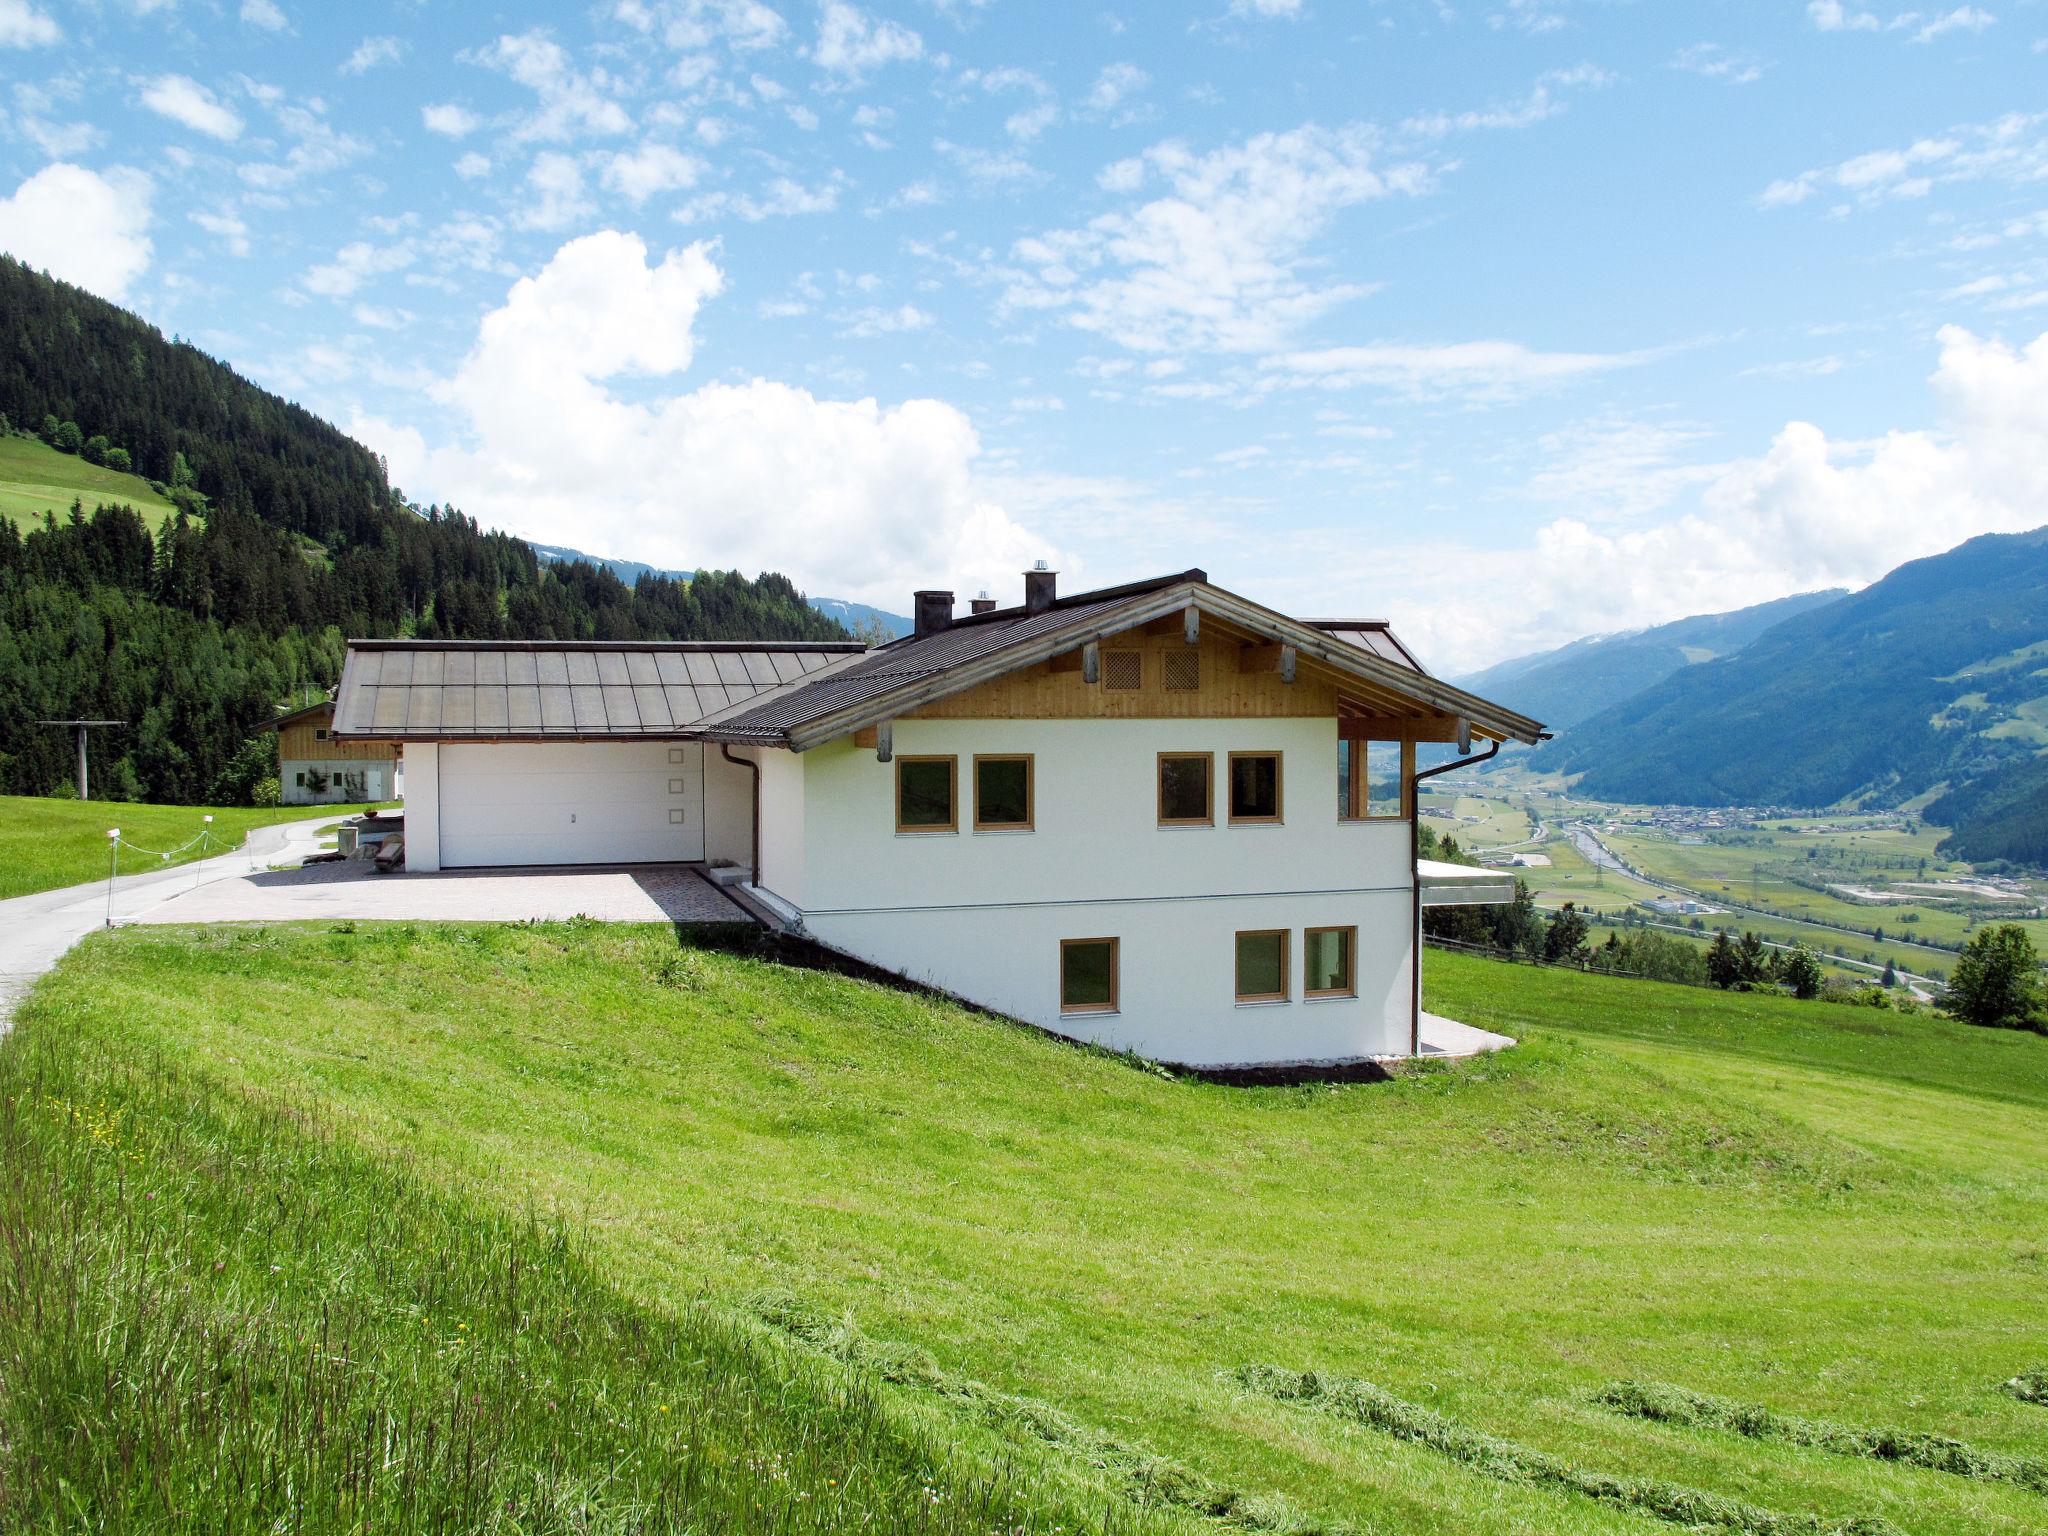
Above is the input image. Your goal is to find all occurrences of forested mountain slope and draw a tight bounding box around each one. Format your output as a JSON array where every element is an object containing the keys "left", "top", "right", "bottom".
[
  {"left": 1455, "top": 589, "right": 1844, "bottom": 734},
  {"left": 1531, "top": 528, "right": 2048, "bottom": 817},
  {"left": 0, "top": 256, "right": 845, "bottom": 801}
]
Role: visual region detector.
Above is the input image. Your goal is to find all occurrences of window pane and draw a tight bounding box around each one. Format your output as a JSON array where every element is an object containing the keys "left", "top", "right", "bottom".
[
  {"left": 1236, "top": 931, "right": 1285, "bottom": 999},
  {"left": 1365, "top": 741, "right": 1403, "bottom": 818},
  {"left": 1159, "top": 755, "right": 1210, "bottom": 822},
  {"left": 1230, "top": 754, "right": 1279, "bottom": 820},
  {"left": 1337, "top": 739, "right": 1353, "bottom": 817},
  {"left": 899, "top": 759, "right": 953, "bottom": 827},
  {"left": 1306, "top": 929, "right": 1353, "bottom": 993},
  {"left": 1062, "top": 940, "right": 1115, "bottom": 1010},
  {"left": 977, "top": 757, "right": 1030, "bottom": 826}
]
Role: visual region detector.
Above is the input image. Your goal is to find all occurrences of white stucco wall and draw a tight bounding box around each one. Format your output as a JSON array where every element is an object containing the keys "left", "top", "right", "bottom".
[
  {"left": 757, "top": 746, "right": 806, "bottom": 907},
  {"left": 703, "top": 744, "right": 757, "bottom": 874},
  {"left": 402, "top": 741, "right": 440, "bottom": 872},
  {"left": 775, "top": 717, "right": 1416, "bottom": 1067},
  {"left": 282, "top": 759, "right": 394, "bottom": 805}
]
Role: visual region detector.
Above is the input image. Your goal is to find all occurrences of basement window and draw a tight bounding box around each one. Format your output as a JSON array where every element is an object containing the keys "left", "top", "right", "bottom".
[
  {"left": 1061, "top": 937, "right": 1119, "bottom": 1014},
  {"left": 1103, "top": 651, "right": 1143, "bottom": 690},
  {"left": 974, "top": 754, "right": 1034, "bottom": 831},
  {"left": 1304, "top": 927, "right": 1357, "bottom": 999},
  {"left": 1157, "top": 751, "right": 1214, "bottom": 827},
  {"left": 1228, "top": 752, "right": 1283, "bottom": 824},
  {"left": 896, "top": 755, "right": 957, "bottom": 833},
  {"left": 1235, "top": 929, "right": 1290, "bottom": 1004}
]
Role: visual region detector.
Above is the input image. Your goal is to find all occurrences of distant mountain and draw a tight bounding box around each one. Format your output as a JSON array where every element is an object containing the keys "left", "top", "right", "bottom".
[
  {"left": 1530, "top": 528, "right": 2048, "bottom": 826},
  {"left": 1455, "top": 589, "right": 1846, "bottom": 734},
  {"left": 531, "top": 542, "right": 910, "bottom": 638}
]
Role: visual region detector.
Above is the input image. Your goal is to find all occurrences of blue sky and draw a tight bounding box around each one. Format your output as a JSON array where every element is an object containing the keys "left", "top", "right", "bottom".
[{"left": 2, "top": 0, "right": 2046, "bottom": 669}]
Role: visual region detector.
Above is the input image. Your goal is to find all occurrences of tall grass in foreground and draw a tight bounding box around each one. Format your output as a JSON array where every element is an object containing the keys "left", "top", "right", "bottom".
[{"left": 0, "top": 1022, "right": 1137, "bottom": 1535}]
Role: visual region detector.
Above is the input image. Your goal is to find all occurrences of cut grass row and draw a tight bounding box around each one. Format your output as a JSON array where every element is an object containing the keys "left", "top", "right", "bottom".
[
  {"left": 0, "top": 795, "right": 384, "bottom": 901},
  {"left": 10, "top": 925, "right": 2047, "bottom": 1533}
]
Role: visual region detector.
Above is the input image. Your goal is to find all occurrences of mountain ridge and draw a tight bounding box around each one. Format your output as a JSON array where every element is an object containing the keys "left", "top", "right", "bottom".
[{"left": 529, "top": 542, "right": 909, "bottom": 637}]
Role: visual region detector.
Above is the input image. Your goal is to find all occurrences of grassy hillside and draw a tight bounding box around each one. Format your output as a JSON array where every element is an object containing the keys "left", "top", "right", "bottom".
[
  {"left": 0, "top": 794, "right": 372, "bottom": 900},
  {"left": 9, "top": 925, "right": 2046, "bottom": 1534},
  {"left": 0, "top": 431, "right": 179, "bottom": 532}
]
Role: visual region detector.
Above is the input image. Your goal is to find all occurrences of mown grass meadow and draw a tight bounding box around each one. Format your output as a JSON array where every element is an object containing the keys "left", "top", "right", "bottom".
[{"left": 4, "top": 923, "right": 2045, "bottom": 1534}]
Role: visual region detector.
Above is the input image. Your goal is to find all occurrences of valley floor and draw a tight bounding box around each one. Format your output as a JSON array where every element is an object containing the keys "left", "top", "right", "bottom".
[{"left": 4, "top": 926, "right": 2046, "bottom": 1534}]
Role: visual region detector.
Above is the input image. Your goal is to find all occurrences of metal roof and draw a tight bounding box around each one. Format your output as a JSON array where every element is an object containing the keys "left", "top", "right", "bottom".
[
  {"left": 333, "top": 640, "right": 865, "bottom": 740},
  {"left": 1304, "top": 620, "right": 1428, "bottom": 674}
]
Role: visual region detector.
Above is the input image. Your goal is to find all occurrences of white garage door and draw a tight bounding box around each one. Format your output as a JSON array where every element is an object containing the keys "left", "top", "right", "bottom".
[{"left": 438, "top": 742, "right": 704, "bottom": 867}]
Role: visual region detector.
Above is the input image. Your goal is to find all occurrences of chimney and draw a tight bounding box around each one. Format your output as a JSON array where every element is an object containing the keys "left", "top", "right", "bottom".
[
  {"left": 969, "top": 590, "right": 996, "bottom": 615},
  {"left": 1023, "top": 560, "right": 1057, "bottom": 615},
  {"left": 913, "top": 589, "right": 955, "bottom": 639}
]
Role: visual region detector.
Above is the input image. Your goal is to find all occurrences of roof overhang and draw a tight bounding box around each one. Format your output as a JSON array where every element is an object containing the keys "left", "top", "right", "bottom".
[{"left": 706, "top": 579, "right": 1545, "bottom": 751}]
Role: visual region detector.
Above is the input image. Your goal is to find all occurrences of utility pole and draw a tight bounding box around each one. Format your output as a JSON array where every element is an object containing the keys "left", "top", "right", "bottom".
[{"left": 38, "top": 720, "right": 125, "bottom": 800}]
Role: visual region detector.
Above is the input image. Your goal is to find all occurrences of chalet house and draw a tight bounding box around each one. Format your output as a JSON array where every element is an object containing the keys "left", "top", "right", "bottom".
[
  {"left": 267, "top": 699, "right": 400, "bottom": 806},
  {"left": 332, "top": 569, "right": 1544, "bottom": 1068}
]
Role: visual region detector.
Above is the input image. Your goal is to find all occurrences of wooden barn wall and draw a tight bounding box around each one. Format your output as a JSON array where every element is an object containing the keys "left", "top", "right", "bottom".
[{"left": 280, "top": 716, "right": 399, "bottom": 762}]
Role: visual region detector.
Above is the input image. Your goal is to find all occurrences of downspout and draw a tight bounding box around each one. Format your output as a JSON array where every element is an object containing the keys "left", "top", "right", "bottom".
[
  {"left": 1408, "top": 738, "right": 1501, "bottom": 1056},
  {"left": 719, "top": 743, "right": 760, "bottom": 885}
]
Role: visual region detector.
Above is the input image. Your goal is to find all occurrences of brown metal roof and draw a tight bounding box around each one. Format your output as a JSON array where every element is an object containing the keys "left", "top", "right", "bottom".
[
  {"left": 333, "top": 640, "right": 865, "bottom": 740},
  {"left": 1303, "top": 620, "right": 1429, "bottom": 674}
]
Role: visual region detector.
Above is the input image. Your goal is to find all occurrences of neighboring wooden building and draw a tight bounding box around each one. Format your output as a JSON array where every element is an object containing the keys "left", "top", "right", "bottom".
[
  {"left": 269, "top": 699, "right": 399, "bottom": 805},
  {"left": 333, "top": 569, "right": 1543, "bottom": 1069}
]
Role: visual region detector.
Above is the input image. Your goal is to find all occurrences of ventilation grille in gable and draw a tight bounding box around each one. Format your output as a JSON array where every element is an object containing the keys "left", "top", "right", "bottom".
[
  {"left": 1103, "top": 651, "right": 1143, "bottom": 690},
  {"left": 1163, "top": 651, "right": 1200, "bottom": 692}
]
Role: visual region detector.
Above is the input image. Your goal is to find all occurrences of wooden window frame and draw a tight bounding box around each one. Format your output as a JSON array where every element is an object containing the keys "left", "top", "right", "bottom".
[
  {"left": 894, "top": 754, "right": 958, "bottom": 834},
  {"left": 972, "top": 753, "right": 1035, "bottom": 832},
  {"left": 1304, "top": 925, "right": 1357, "bottom": 999},
  {"left": 1234, "top": 928, "right": 1291, "bottom": 1005},
  {"left": 1342, "top": 737, "right": 1413, "bottom": 822},
  {"left": 1060, "top": 936, "right": 1120, "bottom": 1015},
  {"left": 1156, "top": 751, "right": 1215, "bottom": 828},
  {"left": 1227, "top": 750, "right": 1285, "bottom": 826}
]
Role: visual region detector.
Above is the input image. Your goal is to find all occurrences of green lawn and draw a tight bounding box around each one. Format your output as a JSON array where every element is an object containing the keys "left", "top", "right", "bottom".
[
  {"left": 8, "top": 924, "right": 2046, "bottom": 1534},
  {"left": 0, "top": 795, "right": 376, "bottom": 900},
  {"left": 0, "top": 431, "right": 180, "bottom": 533}
]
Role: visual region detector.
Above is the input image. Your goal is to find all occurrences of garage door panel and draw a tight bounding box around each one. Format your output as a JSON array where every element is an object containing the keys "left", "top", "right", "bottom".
[{"left": 438, "top": 743, "right": 703, "bottom": 867}]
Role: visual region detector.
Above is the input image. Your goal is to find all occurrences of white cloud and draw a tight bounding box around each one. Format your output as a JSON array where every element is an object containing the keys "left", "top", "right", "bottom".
[
  {"left": 239, "top": 0, "right": 288, "bottom": 32},
  {"left": 356, "top": 230, "right": 1052, "bottom": 608},
  {"left": 423, "top": 103, "right": 482, "bottom": 137},
  {"left": 351, "top": 302, "right": 413, "bottom": 330},
  {"left": 342, "top": 36, "right": 405, "bottom": 75},
  {"left": 138, "top": 74, "right": 244, "bottom": 141},
  {"left": 1368, "top": 325, "right": 2048, "bottom": 671},
  {"left": 303, "top": 238, "right": 415, "bottom": 298},
  {"left": 1670, "top": 43, "right": 1764, "bottom": 84},
  {"left": 813, "top": 1, "right": 924, "bottom": 80},
  {"left": 600, "top": 142, "right": 705, "bottom": 203},
  {"left": 1761, "top": 113, "right": 2043, "bottom": 209},
  {"left": 0, "top": 163, "right": 152, "bottom": 300},
  {"left": 1401, "top": 64, "right": 1612, "bottom": 139},
  {"left": 838, "top": 302, "right": 933, "bottom": 338},
  {"left": 237, "top": 99, "right": 371, "bottom": 188},
  {"left": 1912, "top": 7, "right": 1994, "bottom": 43},
  {"left": 676, "top": 173, "right": 843, "bottom": 221},
  {"left": 1808, "top": 0, "right": 1885, "bottom": 29},
  {"left": 620, "top": 0, "right": 788, "bottom": 54},
  {"left": 519, "top": 151, "right": 594, "bottom": 230},
  {"left": 468, "top": 30, "right": 632, "bottom": 140},
  {"left": 191, "top": 208, "right": 251, "bottom": 256},
  {"left": 1263, "top": 339, "right": 1650, "bottom": 400},
  {"left": 454, "top": 151, "right": 492, "bottom": 179},
  {"left": 1229, "top": 0, "right": 1302, "bottom": 16},
  {"left": 1085, "top": 63, "right": 1149, "bottom": 116},
  {"left": 1005, "top": 124, "right": 1429, "bottom": 354},
  {"left": 0, "top": 0, "right": 59, "bottom": 48}
]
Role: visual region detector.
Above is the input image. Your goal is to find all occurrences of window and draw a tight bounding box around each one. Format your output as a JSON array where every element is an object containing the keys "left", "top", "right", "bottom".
[
  {"left": 1061, "top": 937, "right": 1119, "bottom": 1013},
  {"left": 314, "top": 727, "right": 329, "bottom": 741},
  {"left": 1235, "top": 929, "right": 1290, "bottom": 1004},
  {"left": 895, "top": 755, "right": 957, "bottom": 832},
  {"left": 1339, "top": 739, "right": 1408, "bottom": 820},
  {"left": 1157, "top": 752, "right": 1214, "bottom": 826},
  {"left": 974, "top": 754, "right": 1034, "bottom": 831},
  {"left": 294, "top": 771, "right": 305, "bottom": 787},
  {"left": 1163, "top": 651, "right": 1200, "bottom": 692},
  {"left": 1304, "top": 927, "right": 1356, "bottom": 998},
  {"left": 1103, "top": 651, "right": 1143, "bottom": 690},
  {"left": 1228, "top": 752, "right": 1283, "bottom": 824}
]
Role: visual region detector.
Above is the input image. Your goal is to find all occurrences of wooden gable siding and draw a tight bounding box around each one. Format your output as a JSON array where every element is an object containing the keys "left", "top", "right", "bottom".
[{"left": 280, "top": 711, "right": 398, "bottom": 763}]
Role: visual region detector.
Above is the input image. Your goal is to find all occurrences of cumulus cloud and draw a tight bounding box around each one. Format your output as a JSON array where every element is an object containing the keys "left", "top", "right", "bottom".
[
  {"left": 1760, "top": 112, "right": 2043, "bottom": 209},
  {"left": 354, "top": 231, "right": 1053, "bottom": 608},
  {"left": 1366, "top": 325, "right": 2048, "bottom": 671},
  {"left": 302, "top": 239, "right": 415, "bottom": 298},
  {"left": 342, "top": 36, "right": 405, "bottom": 75},
  {"left": 600, "top": 142, "right": 705, "bottom": 203},
  {"left": 191, "top": 208, "right": 251, "bottom": 256},
  {"left": 1005, "top": 124, "right": 1429, "bottom": 354},
  {"left": 138, "top": 74, "right": 243, "bottom": 141},
  {"left": 0, "top": 163, "right": 152, "bottom": 300},
  {"left": 0, "top": 0, "right": 59, "bottom": 48},
  {"left": 423, "top": 103, "right": 482, "bottom": 137},
  {"left": 518, "top": 151, "right": 594, "bottom": 229},
  {"left": 813, "top": 1, "right": 923, "bottom": 80},
  {"left": 468, "top": 30, "right": 631, "bottom": 140},
  {"left": 239, "top": 0, "right": 288, "bottom": 32}
]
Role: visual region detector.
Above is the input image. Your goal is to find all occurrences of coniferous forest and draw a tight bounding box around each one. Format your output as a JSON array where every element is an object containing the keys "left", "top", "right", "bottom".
[{"left": 0, "top": 256, "right": 848, "bottom": 803}]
